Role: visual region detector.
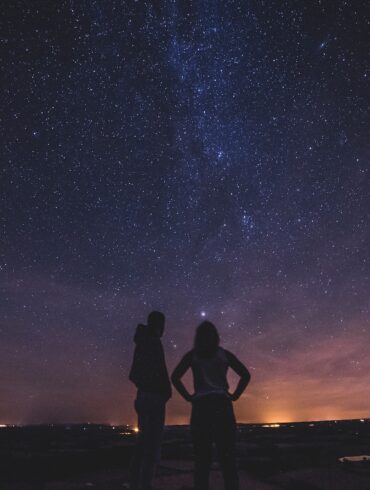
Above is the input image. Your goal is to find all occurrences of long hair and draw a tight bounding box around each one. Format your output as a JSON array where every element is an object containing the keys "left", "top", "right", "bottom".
[{"left": 194, "top": 321, "right": 220, "bottom": 358}]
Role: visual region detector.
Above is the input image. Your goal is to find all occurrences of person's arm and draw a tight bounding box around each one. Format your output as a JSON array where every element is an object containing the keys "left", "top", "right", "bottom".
[
  {"left": 157, "top": 339, "right": 172, "bottom": 400},
  {"left": 128, "top": 324, "right": 146, "bottom": 386},
  {"left": 171, "top": 352, "right": 193, "bottom": 402},
  {"left": 226, "top": 351, "right": 251, "bottom": 401},
  {"left": 129, "top": 344, "right": 140, "bottom": 386}
]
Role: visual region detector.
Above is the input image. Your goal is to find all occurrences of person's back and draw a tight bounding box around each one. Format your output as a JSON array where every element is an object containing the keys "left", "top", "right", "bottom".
[
  {"left": 191, "top": 346, "right": 230, "bottom": 398},
  {"left": 128, "top": 311, "right": 171, "bottom": 490},
  {"left": 129, "top": 322, "right": 171, "bottom": 398},
  {"left": 171, "top": 321, "right": 251, "bottom": 490}
]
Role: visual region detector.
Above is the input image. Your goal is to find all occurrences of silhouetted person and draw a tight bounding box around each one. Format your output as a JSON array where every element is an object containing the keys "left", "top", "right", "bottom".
[
  {"left": 171, "top": 321, "right": 250, "bottom": 490},
  {"left": 129, "top": 311, "right": 172, "bottom": 490}
]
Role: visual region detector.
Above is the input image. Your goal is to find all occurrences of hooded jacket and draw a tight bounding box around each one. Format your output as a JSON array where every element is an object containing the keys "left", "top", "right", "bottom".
[{"left": 129, "top": 324, "right": 172, "bottom": 400}]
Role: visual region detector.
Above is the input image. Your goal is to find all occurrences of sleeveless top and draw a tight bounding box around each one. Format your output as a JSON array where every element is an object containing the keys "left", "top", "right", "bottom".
[{"left": 188, "top": 347, "right": 231, "bottom": 399}]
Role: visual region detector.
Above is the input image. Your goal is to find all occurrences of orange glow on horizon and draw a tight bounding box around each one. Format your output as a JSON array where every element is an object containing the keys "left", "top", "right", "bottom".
[{"left": 1, "top": 325, "right": 369, "bottom": 426}]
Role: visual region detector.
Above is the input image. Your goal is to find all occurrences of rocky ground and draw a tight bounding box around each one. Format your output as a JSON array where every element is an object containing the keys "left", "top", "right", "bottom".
[
  {"left": 5, "top": 460, "right": 370, "bottom": 490},
  {"left": 2, "top": 421, "right": 370, "bottom": 489}
]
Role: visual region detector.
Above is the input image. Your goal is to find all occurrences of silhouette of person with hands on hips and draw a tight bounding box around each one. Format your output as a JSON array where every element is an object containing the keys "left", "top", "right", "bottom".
[{"left": 172, "top": 320, "right": 250, "bottom": 490}]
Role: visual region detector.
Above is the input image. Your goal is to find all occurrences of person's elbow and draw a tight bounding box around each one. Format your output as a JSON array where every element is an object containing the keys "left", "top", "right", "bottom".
[
  {"left": 242, "top": 368, "right": 251, "bottom": 384},
  {"left": 170, "top": 370, "right": 179, "bottom": 386}
]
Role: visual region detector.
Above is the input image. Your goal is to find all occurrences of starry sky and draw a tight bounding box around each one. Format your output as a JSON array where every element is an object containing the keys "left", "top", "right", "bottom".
[{"left": 1, "top": 1, "right": 369, "bottom": 426}]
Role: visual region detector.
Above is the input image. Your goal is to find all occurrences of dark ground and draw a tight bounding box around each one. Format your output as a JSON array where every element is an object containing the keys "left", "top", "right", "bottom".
[{"left": 1, "top": 419, "right": 369, "bottom": 489}]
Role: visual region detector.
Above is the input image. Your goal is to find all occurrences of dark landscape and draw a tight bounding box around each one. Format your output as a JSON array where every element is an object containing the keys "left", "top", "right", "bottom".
[{"left": 1, "top": 419, "right": 369, "bottom": 490}]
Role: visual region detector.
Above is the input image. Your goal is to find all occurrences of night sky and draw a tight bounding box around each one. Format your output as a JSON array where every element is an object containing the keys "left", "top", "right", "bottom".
[{"left": 1, "top": 1, "right": 369, "bottom": 426}]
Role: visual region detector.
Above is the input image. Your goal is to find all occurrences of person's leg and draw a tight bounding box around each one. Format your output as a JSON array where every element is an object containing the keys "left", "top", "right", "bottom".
[
  {"left": 140, "top": 393, "right": 166, "bottom": 490},
  {"left": 129, "top": 396, "right": 144, "bottom": 490},
  {"left": 191, "top": 398, "right": 213, "bottom": 490},
  {"left": 214, "top": 398, "right": 238, "bottom": 490}
]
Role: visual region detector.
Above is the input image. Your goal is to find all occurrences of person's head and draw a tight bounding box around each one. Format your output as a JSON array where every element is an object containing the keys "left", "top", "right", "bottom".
[
  {"left": 147, "top": 310, "right": 165, "bottom": 337},
  {"left": 194, "top": 320, "right": 220, "bottom": 358}
]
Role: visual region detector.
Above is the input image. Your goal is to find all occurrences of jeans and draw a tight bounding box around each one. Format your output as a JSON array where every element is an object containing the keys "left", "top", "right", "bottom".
[
  {"left": 129, "top": 391, "right": 166, "bottom": 490},
  {"left": 191, "top": 394, "right": 238, "bottom": 490}
]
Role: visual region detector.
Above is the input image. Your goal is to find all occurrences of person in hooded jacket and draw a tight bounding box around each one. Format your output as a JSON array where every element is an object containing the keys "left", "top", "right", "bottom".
[{"left": 128, "top": 311, "right": 172, "bottom": 490}]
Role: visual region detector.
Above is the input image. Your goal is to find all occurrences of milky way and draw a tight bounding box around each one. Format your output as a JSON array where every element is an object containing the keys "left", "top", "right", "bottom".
[{"left": 1, "top": 1, "right": 369, "bottom": 425}]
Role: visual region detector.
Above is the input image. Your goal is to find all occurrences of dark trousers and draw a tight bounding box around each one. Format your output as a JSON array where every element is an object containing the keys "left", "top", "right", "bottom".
[
  {"left": 130, "top": 391, "right": 166, "bottom": 490},
  {"left": 191, "top": 394, "right": 238, "bottom": 490}
]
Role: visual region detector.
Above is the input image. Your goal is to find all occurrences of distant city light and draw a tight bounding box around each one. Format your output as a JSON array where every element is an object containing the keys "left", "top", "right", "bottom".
[
  {"left": 133, "top": 427, "right": 139, "bottom": 433},
  {"left": 262, "top": 423, "right": 280, "bottom": 428},
  {"left": 0, "top": 424, "right": 7, "bottom": 428},
  {"left": 339, "top": 455, "right": 370, "bottom": 463}
]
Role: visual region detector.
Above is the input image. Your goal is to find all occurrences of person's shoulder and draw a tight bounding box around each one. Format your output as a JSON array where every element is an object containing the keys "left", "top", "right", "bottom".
[
  {"left": 182, "top": 349, "right": 194, "bottom": 363},
  {"left": 221, "top": 348, "right": 238, "bottom": 363},
  {"left": 133, "top": 323, "right": 146, "bottom": 343}
]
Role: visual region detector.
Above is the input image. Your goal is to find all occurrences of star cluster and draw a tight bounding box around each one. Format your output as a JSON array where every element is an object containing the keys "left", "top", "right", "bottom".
[{"left": 0, "top": 1, "right": 369, "bottom": 424}]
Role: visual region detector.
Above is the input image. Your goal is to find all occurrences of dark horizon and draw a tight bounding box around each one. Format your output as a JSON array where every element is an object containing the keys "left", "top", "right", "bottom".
[{"left": 2, "top": 416, "right": 370, "bottom": 429}]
